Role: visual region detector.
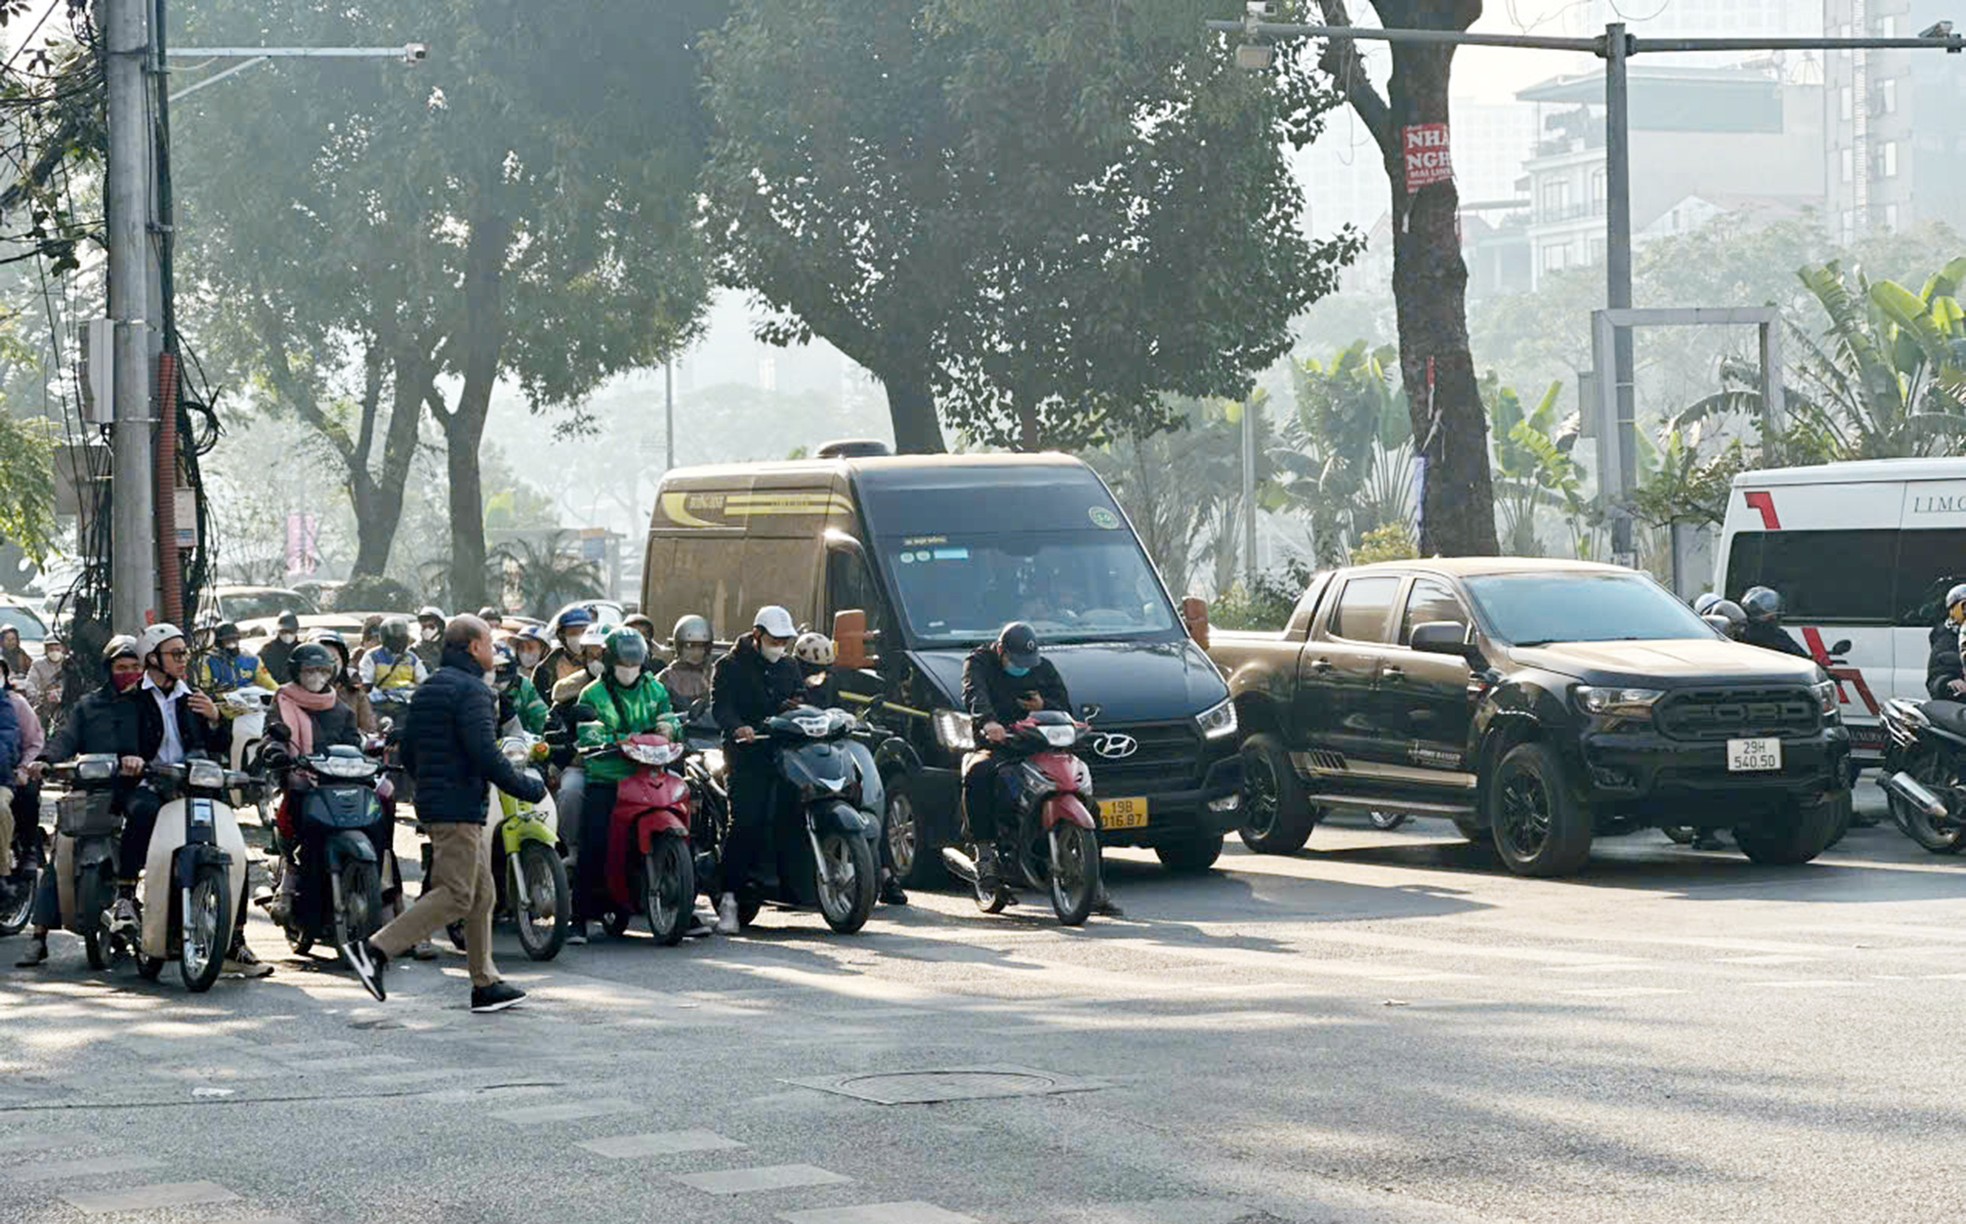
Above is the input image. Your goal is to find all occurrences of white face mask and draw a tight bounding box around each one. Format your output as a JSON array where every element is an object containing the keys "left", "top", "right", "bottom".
[
  {"left": 421, "top": 626, "right": 441, "bottom": 643},
  {"left": 517, "top": 650, "right": 541, "bottom": 670},
  {"left": 586, "top": 659, "right": 603, "bottom": 677},
  {"left": 613, "top": 664, "right": 642, "bottom": 687},
  {"left": 760, "top": 642, "right": 787, "bottom": 664},
  {"left": 298, "top": 670, "right": 333, "bottom": 694},
  {"left": 45, "top": 648, "right": 66, "bottom": 664},
  {"left": 278, "top": 631, "right": 297, "bottom": 644}
]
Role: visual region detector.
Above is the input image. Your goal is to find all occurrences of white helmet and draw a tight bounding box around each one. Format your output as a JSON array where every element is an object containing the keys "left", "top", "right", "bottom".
[
  {"left": 793, "top": 631, "right": 836, "bottom": 667},
  {"left": 137, "top": 622, "right": 186, "bottom": 665},
  {"left": 753, "top": 605, "right": 797, "bottom": 639}
]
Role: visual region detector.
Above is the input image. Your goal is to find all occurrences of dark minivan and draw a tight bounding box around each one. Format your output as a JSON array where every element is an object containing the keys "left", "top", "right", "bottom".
[{"left": 641, "top": 448, "right": 1245, "bottom": 885}]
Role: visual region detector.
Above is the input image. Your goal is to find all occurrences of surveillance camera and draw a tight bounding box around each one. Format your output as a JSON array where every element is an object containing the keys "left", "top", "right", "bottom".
[
  {"left": 1235, "top": 42, "right": 1275, "bottom": 71},
  {"left": 1245, "top": 1, "right": 1274, "bottom": 14},
  {"left": 403, "top": 42, "right": 428, "bottom": 64}
]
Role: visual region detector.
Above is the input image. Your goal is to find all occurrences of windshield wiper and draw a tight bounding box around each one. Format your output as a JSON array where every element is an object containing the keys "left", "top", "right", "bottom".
[{"left": 1512, "top": 638, "right": 1558, "bottom": 648}]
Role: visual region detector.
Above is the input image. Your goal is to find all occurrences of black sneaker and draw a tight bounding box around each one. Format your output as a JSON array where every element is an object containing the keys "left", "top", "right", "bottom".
[
  {"left": 470, "top": 981, "right": 526, "bottom": 1014},
  {"left": 566, "top": 921, "right": 589, "bottom": 946},
  {"left": 1093, "top": 890, "right": 1126, "bottom": 919},
  {"left": 342, "top": 939, "right": 388, "bottom": 1002},
  {"left": 878, "top": 876, "right": 909, "bottom": 907}
]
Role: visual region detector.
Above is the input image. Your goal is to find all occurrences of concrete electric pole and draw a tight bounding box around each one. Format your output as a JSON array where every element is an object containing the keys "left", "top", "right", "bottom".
[{"left": 105, "top": 0, "right": 156, "bottom": 631}]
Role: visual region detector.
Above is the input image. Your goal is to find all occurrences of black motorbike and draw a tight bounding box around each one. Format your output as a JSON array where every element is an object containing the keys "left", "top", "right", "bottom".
[
  {"left": 1880, "top": 696, "right": 1966, "bottom": 854},
  {"left": 261, "top": 743, "right": 391, "bottom": 962},
  {"left": 45, "top": 754, "right": 125, "bottom": 968},
  {"left": 689, "top": 705, "right": 882, "bottom": 934}
]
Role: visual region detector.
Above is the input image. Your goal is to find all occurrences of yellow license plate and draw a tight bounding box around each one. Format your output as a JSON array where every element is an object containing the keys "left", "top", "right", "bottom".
[{"left": 1099, "top": 797, "right": 1149, "bottom": 830}]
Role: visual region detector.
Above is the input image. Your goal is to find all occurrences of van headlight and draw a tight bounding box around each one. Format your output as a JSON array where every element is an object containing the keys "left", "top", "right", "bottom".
[
  {"left": 933, "top": 709, "right": 975, "bottom": 752},
  {"left": 1196, "top": 698, "right": 1238, "bottom": 740},
  {"left": 1812, "top": 679, "right": 1838, "bottom": 716},
  {"left": 1574, "top": 686, "right": 1664, "bottom": 719}
]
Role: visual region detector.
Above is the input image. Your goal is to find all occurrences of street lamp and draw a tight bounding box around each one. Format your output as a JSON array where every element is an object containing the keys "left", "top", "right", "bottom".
[{"left": 164, "top": 43, "right": 430, "bottom": 103}]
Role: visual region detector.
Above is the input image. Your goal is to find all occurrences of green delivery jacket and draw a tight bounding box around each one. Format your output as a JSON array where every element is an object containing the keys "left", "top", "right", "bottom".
[
  {"left": 575, "top": 674, "right": 677, "bottom": 784},
  {"left": 512, "top": 676, "right": 549, "bottom": 735}
]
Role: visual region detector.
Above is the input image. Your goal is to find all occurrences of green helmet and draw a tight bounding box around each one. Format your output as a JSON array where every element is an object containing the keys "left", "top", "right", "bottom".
[{"left": 601, "top": 626, "right": 649, "bottom": 672}]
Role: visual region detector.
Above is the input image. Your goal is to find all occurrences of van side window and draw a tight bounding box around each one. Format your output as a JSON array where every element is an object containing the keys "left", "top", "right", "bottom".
[
  {"left": 1725, "top": 529, "right": 1897, "bottom": 624},
  {"left": 1398, "top": 579, "right": 1468, "bottom": 645},
  {"left": 1329, "top": 576, "right": 1401, "bottom": 643},
  {"left": 827, "top": 548, "right": 888, "bottom": 640}
]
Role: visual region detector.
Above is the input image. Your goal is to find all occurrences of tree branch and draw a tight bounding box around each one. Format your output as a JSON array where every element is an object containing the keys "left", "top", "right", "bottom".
[
  {"left": 1316, "top": 0, "right": 1396, "bottom": 160},
  {"left": 247, "top": 288, "right": 357, "bottom": 466}
]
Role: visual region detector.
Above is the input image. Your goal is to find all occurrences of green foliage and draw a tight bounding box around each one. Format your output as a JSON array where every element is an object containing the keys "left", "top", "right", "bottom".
[
  {"left": 1350, "top": 522, "right": 1418, "bottom": 566},
  {"left": 1486, "top": 375, "right": 1592, "bottom": 557},
  {"left": 1208, "top": 561, "right": 1313, "bottom": 632},
  {"left": 1271, "top": 341, "right": 1413, "bottom": 565},
  {"left": 492, "top": 531, "right": 605, "bottom": 619},
  {"left": 0, "top": 410, "right": 58, "bottom": 563},
  {"left": 702, "top": 0, "right": 1358, "bottom": 452}
]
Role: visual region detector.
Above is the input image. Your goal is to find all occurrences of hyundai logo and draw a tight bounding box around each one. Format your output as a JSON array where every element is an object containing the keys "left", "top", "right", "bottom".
[{"left": 1092, "top": 733, "right": 1139, "bottom": 760}]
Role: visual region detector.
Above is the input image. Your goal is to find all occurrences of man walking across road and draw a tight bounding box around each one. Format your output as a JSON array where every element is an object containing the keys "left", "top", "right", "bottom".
[{"left": 344, "top": 614, "right": 545, "bottom": 1013}]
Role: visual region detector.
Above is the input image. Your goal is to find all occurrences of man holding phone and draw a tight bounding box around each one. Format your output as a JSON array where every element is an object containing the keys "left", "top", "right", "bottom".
[{"left": 960, "top": 622, "right": 1072, "bottom": 888}]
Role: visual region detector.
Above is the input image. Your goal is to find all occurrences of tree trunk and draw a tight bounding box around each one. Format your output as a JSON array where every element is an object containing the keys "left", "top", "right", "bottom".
[
  {"left": 443, "top": 207, "right": 513, "bottom": 610},
  {"left": 882, "top": 372, "right": 945, "bottom": 454}
]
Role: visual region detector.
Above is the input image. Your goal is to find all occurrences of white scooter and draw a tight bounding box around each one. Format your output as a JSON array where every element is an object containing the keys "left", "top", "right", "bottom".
[
  {"left": 219, "top": 688, "right": 271, "bottom": 817},
  {"left": 134, "top": 757, "right": 253, "bottom": 992}
]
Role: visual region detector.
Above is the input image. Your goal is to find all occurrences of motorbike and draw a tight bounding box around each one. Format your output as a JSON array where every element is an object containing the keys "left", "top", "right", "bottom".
[
  {"left": 260, "top": 742, "right": 392, "bottom": 965},
  {"left": 585, "top": 730, "right": 697, "bottom": 946},
  {"left": 942, "top": 710, "right": 1102, "bottom": 926},
  {"left": 690, "top": 704, "right": 882, "bottom": 935},
  {"left": 44, "top": 755, "right": 125, "bottom": 966},
  {"left": 1879, "top": 696, "right": 1966, "bottom": 854},
  {"left": 133, "top": 757, "right": 254, "bottom": 992},
  {"left": 0, "top": 789, "right": 45, "bottom": 937},
  {"left": 487, "top": 733, "right": 570, "bottom": 960},
  {"left": 218, "top": 688, "right": 271, "bottom": 815}
]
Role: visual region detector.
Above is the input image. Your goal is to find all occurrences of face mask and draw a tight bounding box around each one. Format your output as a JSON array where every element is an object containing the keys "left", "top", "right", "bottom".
[
  {"left": 1004, "top": 664, "right": 1031, "bottom": 678},
  {"left": 613, "top": 664, "right": 642, "bottom": 687},
  {"left": 45, "top": 648, "right": 66, "bottom": 664},
  {"left": 221, "top": 643, "right": 241, "bottom": 657},
  {"left": 760, "top": 643, "right": 786, "bottom": 664},
  {"left": 299, "top": 671, "right": 333, "bottom": 694},
  {"left": 680, "top": 645, "right": 708, "bottom": 665},
  {"left": 421, "top": 626, "right": 440, "bottom": 643},
  {"left": 518, "top": 650, "right": 541, "bottom": 670},
  {"left": 111, "top": 670, "right": 142, "bottom": 693},
  {"left": 586, "top": 659, "right": 603, "bottom": 677},
  {"left": 278, "top": 631, "right": 297, "bottom": 644}
]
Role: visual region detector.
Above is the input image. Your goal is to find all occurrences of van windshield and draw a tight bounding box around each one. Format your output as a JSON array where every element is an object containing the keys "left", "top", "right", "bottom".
[{"left": 881, "top": 532, "right": 1179, "bottom": 647}]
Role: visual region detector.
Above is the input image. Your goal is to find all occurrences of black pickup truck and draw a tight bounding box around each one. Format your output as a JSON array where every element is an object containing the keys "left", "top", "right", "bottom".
[{"left": 1209, "top": 558, "right": 1852, "bottom": 876}]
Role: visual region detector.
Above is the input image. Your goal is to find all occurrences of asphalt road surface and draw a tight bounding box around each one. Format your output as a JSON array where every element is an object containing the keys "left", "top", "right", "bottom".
[{"left": 3, "top": 787, "right": 1963, "bottom": 1224}]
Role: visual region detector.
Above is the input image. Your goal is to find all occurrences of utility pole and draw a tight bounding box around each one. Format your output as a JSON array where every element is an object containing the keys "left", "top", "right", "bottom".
[
  {"left": 1241, "top": 396, "right": 1258, "bottom": 585},
  {"left": 106, "top": 0, "right": 156, "bottom": 631},
  {"left": 664, "top": 359, "right": 675, "bottom": 471},
  {"left": 1603, "top": 22, "right": 1637, "bottom": 566}
]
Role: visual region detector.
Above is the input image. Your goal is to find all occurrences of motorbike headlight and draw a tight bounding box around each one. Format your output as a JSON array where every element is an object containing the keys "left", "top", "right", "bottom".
[
  {"left": 186, "top": 759, "right": 227, "bottom": 790},
  {"left": 933, "top": 709, "right": 976, "bottom": 752},
  {"left": 500, "top": 738, "right": 530, "bottom": 765},
  {"left": 1812, "top": 678, "right": 1838, "bottom": 717},
  {"left": 1196, "top": 698, "right": 1238, "bottom": 740},
  {"left": 1574, "top": 686, "right": 1664, "bottom": 719},
  {"left": 76, "top": 755, "right": 116, "bottom": 782},
  {"left": 1040, "top": 724, "right": 1078, "bottom": 748}
]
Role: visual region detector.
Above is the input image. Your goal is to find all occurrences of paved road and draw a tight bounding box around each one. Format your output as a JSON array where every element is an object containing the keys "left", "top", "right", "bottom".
[{"left": 3, "top": 789, "right": 1963, "bottom": 1223}]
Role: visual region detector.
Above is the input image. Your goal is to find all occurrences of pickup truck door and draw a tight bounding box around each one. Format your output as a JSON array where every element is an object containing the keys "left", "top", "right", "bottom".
[
  {"left": 1379, "top": 577, "right": 1479, "bottom": 785},
  {"left": 1297, "top": 573, "right": 1406, "bottom": 773}
]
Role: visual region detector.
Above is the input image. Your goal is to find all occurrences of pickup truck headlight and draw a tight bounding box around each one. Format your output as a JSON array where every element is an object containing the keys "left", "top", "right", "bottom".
[
  {"left": 1196, "top": 698, "right": 1238, "bottom": 740},
  {"left": 1574, "top": 686, "right": 1664, "bottom": 719},
  {"left": 932, "top": 709, "right": 976, "bottom": 752},
  {"left": 1812, "top": 678, "right": 1838, "bottom": 716}
]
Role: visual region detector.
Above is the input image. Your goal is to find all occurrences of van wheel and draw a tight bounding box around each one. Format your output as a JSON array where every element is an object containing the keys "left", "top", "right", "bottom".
[
  {"left": 1489, "top": 743, "right": 1592, "bottom": 877},
  {"left": 1735, "top": 794, "right": 1843, "bottom": 865},
  {"left": 883, "top": 778, "right": 943, "bottom": 888},
  {"left": 1237, "top": 733, "right": 1317, "bottom": 855},
  {"left": 1154, "top": 832, "right": 1223, "bottom": 874}
]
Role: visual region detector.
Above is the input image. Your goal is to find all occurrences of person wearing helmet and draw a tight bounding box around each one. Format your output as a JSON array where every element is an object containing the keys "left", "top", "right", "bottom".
[
  {"left": 1702, "top": 599, "right": 1748, "bottom": 641},
  {"left": 22, "top": 633, "right": 67, "bottom": 726},
  {"left": 359, "top": 616, "right": 428, "bottom": 712},
  {"left": 1691, "top": 593, "right": 1722, "bottom": 617},
  {"left": 309, "top": 629, "right": 376, "bottom": 733},
  {"left": 511, "top": 625, "right": 550, "bottom": 677},
  {"left": 534, "top": 606, "right": 599, "bottom": 696},
  {"left": 195, "top": 621, "right": 278, "bottom": 709},
  {"left": 961, "top": 622, "right": 1072, "bottom": 892},
  {"left": 478, "top": 606, "right": 505, "bottom": 631},
  {"left": 1737, "top": 587, "right": 1810, "bottom": 658},
  {"left": 791, "top": 632, "right": 841, "bottom": 708},
  {"left": 491, "top": 643, "right": 549, "bottom": 736},
  {"left": 709, "top": 606, "right": 804, "bottom": 933},
  {"left": 657, "top": 615, "right": 715, "bottom": 709},
  {"left": 570, "top": 627, "right": 687, "bottom": 941},
  {"left": 259, "top": 610, "right": 304, "bottom": 684},
  {"left": 1928, "top": 583, "right": 1966, "bottom": 700},
  {"left": 412, "top": 607, "right": 448, "bottom": 671}
]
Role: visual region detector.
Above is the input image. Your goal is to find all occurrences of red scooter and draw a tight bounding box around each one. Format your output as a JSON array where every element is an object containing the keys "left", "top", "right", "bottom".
[
  {"left": 942, "top": 710, "right": 1102, "bottom": 926},
  {"left": 590, "top": 732, "right": 697, "bottom": 945}
]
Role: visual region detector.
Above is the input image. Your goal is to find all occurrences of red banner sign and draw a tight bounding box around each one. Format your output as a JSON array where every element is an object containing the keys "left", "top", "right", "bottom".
[{"left": 1402, "top": 123, "right": 1452, "bottom": 193}]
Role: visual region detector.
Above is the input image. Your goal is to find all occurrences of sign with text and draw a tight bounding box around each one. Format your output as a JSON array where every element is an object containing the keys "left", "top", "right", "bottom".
[{"left": 1402, "top": 123, "right": 1452, "bottom": 193}]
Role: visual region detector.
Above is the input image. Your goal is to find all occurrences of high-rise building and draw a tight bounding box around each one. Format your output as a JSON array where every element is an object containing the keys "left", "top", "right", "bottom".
[
  {"left": 1822, "top": 0, "right": 1966, "bottom": 239},
  {"left": 1559, "top": 0, "right": 1822, "bottom": 39}
]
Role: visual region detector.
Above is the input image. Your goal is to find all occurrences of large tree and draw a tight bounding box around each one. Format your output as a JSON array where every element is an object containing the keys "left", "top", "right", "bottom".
[
  {"left": 703, "top": 0, "right": 1356, "bottom": 453},
  {"left": 1313, "top": 1, "right": 1498, "bottom": 556},
  {"left": 176, "top": 1, "right": 718, "bottom": 604}
]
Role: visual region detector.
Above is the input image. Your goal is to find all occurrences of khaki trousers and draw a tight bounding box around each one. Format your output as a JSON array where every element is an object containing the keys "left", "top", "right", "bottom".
[{"left": 373, "top": 822, "right": 498, "bottom": 988}]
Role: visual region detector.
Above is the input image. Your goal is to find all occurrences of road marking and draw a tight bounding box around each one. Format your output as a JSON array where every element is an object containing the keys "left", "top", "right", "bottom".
[
  {"left": 1715, "top": 955, "right": 1820, "bottom": 966},
  {"left": 6, "top": 1154, "right": 163, "bottom": 1183},
  {"left": 0, "top": 1133, "right": 91, "bottom": 1155},
  {"left": 62, "top": 1181, "right": 241, "bottom": 1214},
  {"left": 293, "top": 1053, "right": 418, "bottom": 1073},
  {"left": 1919, "top": 972, "right": 1966, "bottom": 981},
  {"left": 780, "top": 1204, "right": 980, "bottom": 1224},
  {"left": 1547, "top": 962, "right": 1658, "bottom": 974},
  {"left": 1764, "top": 980, "right": 1854, "bottom": 989},
  {"left": 1051, "top": 1200, "right": 1253, "bottom": 1224},
  {"left": 578, "top": 1130, "right": 746, "bottom": 1159},
  {"left": 675, "top": 1164, "right": 854, "bottom": 1195},
  {"left": 1559, "top": 987, "right": 1687, "bottom": 999},
  {"left": 491, "top": 1097, "right": 636, "bottom": 1124}
]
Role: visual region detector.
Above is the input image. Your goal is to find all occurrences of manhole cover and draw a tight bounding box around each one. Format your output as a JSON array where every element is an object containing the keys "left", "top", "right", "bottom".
[{"left": 787, "top": 1064, "right": 1109, "bottom": 1105}]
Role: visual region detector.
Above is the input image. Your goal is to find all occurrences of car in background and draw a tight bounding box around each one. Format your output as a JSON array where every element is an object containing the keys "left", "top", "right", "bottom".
[
  {"left": 200, "top": 585, "right": 320, "bottom": 624},
  {"left": 236, "top": 612, "right": 389, "bottom": 649},
  {"left": 0, "top": 593, "right": 48, "bottom": 657}
]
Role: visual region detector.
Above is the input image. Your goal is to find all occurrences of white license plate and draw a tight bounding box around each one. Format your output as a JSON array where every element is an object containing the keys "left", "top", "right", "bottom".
[{"left": 1726, "top": 738, "right": 1783, "bottom": 772}]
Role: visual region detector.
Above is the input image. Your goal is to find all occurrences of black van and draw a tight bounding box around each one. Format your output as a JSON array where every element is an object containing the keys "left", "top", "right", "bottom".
[{"left": 641, "top": 450, "right": 1245, "bottom": 885}]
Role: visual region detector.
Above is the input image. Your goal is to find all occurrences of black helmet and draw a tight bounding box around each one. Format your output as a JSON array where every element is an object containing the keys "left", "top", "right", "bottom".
[
  {"left": 1740, "top": 586, "right": 1782, "bottom": 624},
  {"left": 288, "top": 642, "right": 336, "bottom": 675},
  {"left": 996, "top": 622, "right": 1041, "bottom": 671},
  {"left": 380, "top": 616, "right": 412, "bottom": 653},
  {"left": 215, "top": 620, "right": 241, "bottom": 644},
  {"left": 276, "top": 610, "right": 301, "bottom": 631},
  {"left": 309, "top": 629, "right": 351, "bottom": 668},
  {"left": 102, "top": 634, "right": 140, "bottom": 675},
  {"left": 492, "top": 643, "right": 519, "bottom": 691},
  {"left": 602, "top": 626, "right": 649, "bottom": 673}
]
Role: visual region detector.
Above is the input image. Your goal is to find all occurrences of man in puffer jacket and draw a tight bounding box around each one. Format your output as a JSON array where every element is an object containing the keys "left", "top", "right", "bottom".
[{"left": 344, "top": 615, "right": 545, "bottom": 1013}]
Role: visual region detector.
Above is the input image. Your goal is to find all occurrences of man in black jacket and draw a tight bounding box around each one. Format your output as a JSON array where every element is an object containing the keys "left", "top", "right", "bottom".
[
  {"left": 345, "top": 615, "right": 545, "bottom": 1012},
  {"left": 961, "top": 622, "right": 1070, "bottom": 883},
  {"left": 710, "top": 605, "right": 802, "bottom": 933},
  {"left": 259, "top": 611, "right": 303, "bottom": 685},
  {"left": 1738, "top": 587, "right": 1812, "bottom": 659},
  {"left": 1928, "top": 584, "right": 1966, "bottom": 700}
]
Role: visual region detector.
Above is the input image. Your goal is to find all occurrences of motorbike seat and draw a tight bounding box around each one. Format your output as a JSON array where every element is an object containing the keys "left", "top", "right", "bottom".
[{"left": 1922, "top": 700, "right": 1966, "bottom": 736}]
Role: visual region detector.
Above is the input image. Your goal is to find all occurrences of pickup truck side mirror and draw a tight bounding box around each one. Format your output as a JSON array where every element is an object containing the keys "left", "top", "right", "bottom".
[
  {"left": 1410, "top": 621, "right": 1485, "bottom": 668},
  {"left": 833, "top": 609, "right": 879, "bottom": 670},
  {"left": 1181, "top": 596, "right": 1211, "bottom": 650}
]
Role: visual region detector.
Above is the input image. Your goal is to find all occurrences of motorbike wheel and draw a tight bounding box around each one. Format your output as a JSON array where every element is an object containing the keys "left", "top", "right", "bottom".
[
  {"left": 1368, "top": 810, "right": 1410, "bottom": 831},
  {"left": 513, "top": 842, "right": 570, "bottom": 961},
  {"left": 180, "top": 862, "right": 230, "bottom": 993},
  {"left": 332, "top": 860, "right": 383, "bottom": 955},
  {"left": 1048, "top": 823, "right": 1101, "bottom": 927},
  {"left": 814, "top": 834, "right": 876, "bottom": 934},
  {"left": 1889, "top": 751, "right": 1966, "bottom": 854},
  {"left": 640, "top": 838, "right": 694, "bottom": 947},
  {"left": 972, "top": 860, "right": 1011, "bottom": 916},
  {"left": 0, "top": 867, "right": 35, "bottom": 936}
]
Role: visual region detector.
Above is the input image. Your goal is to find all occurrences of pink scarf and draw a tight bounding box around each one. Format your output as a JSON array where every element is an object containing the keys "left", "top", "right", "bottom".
[{"left": 275, "top": 682, "right": 339, "bottom": 757}]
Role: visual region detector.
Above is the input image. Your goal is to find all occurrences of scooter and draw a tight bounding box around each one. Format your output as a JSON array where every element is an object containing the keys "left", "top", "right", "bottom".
[
  {"left": 260, "top": 743, "right": 392, "bottom": 964},
  {"left": 134, "top": 756, "right": 254, "bottom": 992},
  {"left": 485, "top": 733, "right": 570, "bottom": 961},
  {"left": 45, "top": 755, "right": 125, "bottom": 967},
  {"left": 692, "top": 705, "right": 882, "bottom": 934},
  {"left": 219, "top": 688, "right": 271, "bottom": 815},
  {"left": 942, "top": 710, "right": 1103, "bottom": 926},
  {"left": 585, "top": 730, "right": 695, "bottom": 946},
  {"left": 1879, "top": 696, "right": 1966, "bottom": 854}
]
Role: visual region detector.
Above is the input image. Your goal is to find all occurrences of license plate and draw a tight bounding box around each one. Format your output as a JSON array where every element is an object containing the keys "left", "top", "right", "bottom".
[
  {"left": 1099, "top": 797, "right": 1149, "bottom": 830},
  {"left": 1726, "top": 738, "right": 1783, "bottom": 772}
]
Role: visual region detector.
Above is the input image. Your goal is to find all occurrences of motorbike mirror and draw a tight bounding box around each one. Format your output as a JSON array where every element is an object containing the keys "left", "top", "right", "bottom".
[
  {"left": 833, "top": 609, "right": 878, "bottom": 669},
  {"left": 1180, "top": 596, "right": 1211, "bottom": 650},
  {"left": 1830, "top": 639, "right": 1853, "bottom": 656}
]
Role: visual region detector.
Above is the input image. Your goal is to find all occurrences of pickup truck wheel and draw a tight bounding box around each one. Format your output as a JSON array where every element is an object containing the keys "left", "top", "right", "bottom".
[
  {"left": 1154, "top": 832, "right": 1223, "bottom": 873},
  {"left": 1734, "top": 794, "right": 1843, "bottom": 865},
  {"left": 1237, "top": 733, "right": 1316, "bottom": 855},
  {"left": 1489, "top": 743, "right": 1592, "bottom": 877}
]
